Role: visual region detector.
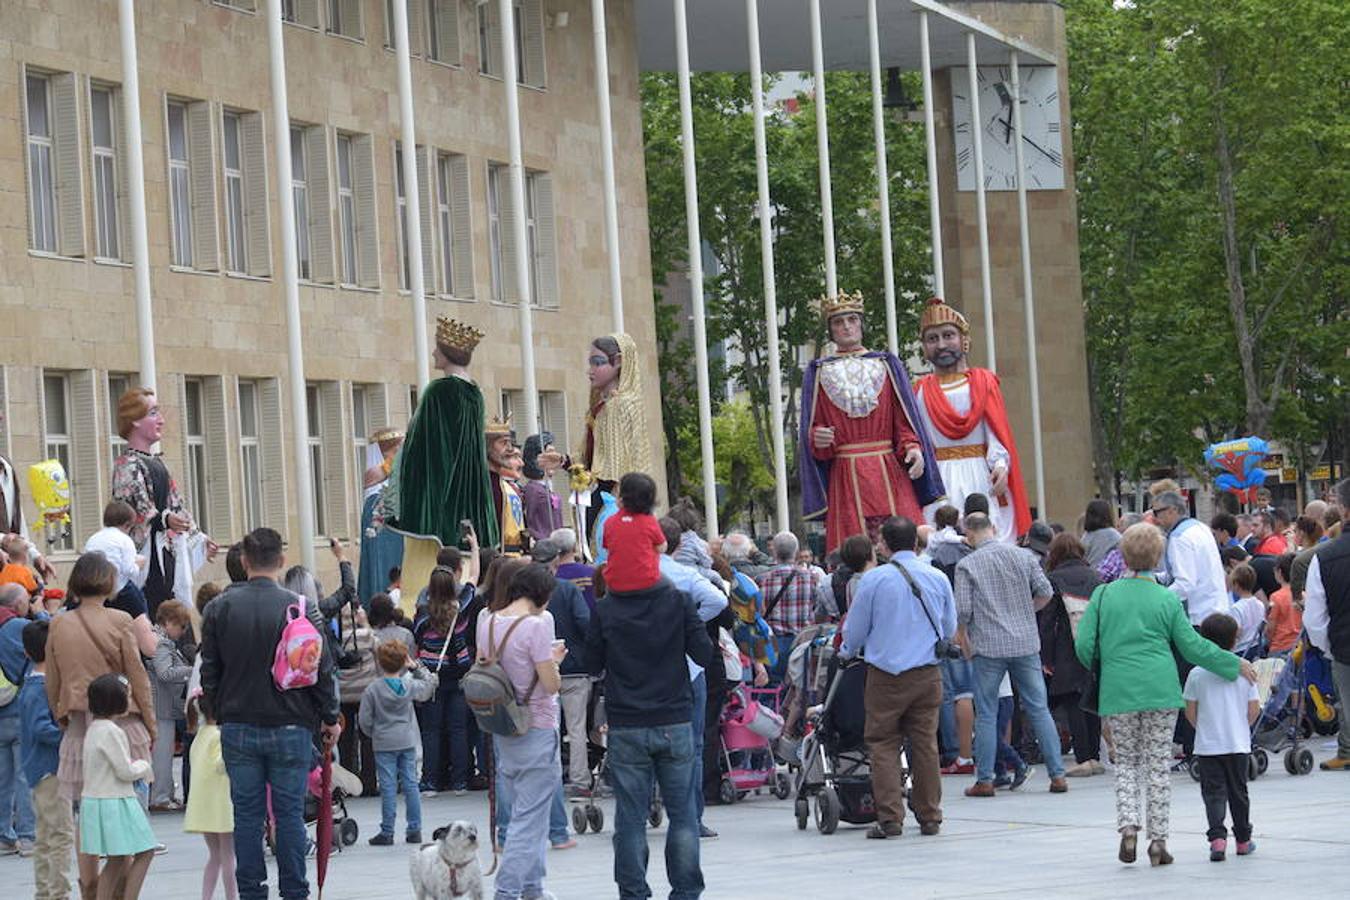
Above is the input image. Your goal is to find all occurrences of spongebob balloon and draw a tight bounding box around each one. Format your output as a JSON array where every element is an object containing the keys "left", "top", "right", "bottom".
[{"left": 28, "top": 460, "right": 71, "bottom": 547}]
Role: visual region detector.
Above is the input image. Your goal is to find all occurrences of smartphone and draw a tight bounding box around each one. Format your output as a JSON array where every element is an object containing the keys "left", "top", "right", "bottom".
[{"left": 459, "top": 519, "right": 475, "bottom": 539}]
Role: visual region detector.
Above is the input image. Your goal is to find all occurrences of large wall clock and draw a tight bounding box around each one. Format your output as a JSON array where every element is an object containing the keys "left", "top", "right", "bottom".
[{"left": 952, "top": 65, "right": 1064, "bottom": 192}]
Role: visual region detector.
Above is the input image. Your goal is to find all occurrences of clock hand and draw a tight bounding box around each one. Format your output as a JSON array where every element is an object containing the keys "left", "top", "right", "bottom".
[{"left": 1021, "top": 133, "right": 1061, "bottom": 165}]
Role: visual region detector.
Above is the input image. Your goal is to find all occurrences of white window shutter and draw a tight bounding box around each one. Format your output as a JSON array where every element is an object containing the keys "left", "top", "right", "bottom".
[
  {"left": 296, "top": 0, "right": 320, "bottom": 27},
  {"left": 0, "top": 366, "right": 9, "bottom": 458},
  {"left": 352, "top": 134, "right": 380, "bottom": 288},
  {"left": 187, "top": 101, "right": 219, "bottom": 271},
  {"left": 540, "top": 390, "right": 568, "bottom": 454},
  {"left": 522, "top": 0, "right": 546, "bottom": 87},
  {"left": 434, "top": 0, "right": 460, "bottom": 63},
  {"left": 415, "top": 145, "right": 437, "bottom": 294},
  {"left": 368, "top": 382, "right": 391, "bottom": 430},
  {"left": 173, "top": 373, "right": 192, "bottom": 504},
  {"left": 498, "top": 166, "right": 519, "bottom": 302},
  {"left": 449, "top": 154, "right": 474, "bottom": 298},
  {"left": 484, "top": 2, "right": 502, "bottom": 75},
  {"left": 533, "top": 173, "right": 558, "bottom": 308},
  {"left": 241, "top": 112, "right": 271, "bottom": 277},
  {"left": 305, "top": 126, "right": 335, "bottom": 283},
  {"left": 259, "top": 379, "right": 288, "bottom": 534},
  {"left": 114, "top": 86, "right": 131, "bottom": 262},
  {"left": 409, "top": 0, "right": 426, "bottom": 55},
  {"left": 69, "top": 371, "right": 103, "bottom": 544},
  {"left": 204, "top": 376, "right": 234, "bottom": 539},
  {"left": 338, "top": 0, "right": 362, "bottom": 37},
  {"left": 317, "top": 381, "right": 350, "bottom": 539},
  {"left": 51, "top": 73, "right": 86, "bottom": 257}
]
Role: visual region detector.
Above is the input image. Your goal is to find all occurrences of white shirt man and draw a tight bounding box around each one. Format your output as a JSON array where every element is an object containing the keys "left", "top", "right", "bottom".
[{"left": 1155, "top": 493, "right": 1228, "bottom": 626}]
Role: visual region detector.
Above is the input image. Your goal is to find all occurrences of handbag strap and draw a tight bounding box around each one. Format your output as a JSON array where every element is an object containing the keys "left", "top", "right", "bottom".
[
  {"left": 485, "top": 613, "right": 540, "bottom": 705},
  {"left": 73, "top": 606, "right": 124, "bottom": 672},
  {"left": 763, "top": 568, "right": 800, "bottom": 621},
  {"left": 888, "top": 560, "right": 944, "bottom": 645}
]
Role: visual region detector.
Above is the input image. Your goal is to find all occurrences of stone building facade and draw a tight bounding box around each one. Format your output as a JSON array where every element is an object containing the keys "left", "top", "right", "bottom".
[{"left": 1, "top": 0, "right": 662, "bottom": 582}]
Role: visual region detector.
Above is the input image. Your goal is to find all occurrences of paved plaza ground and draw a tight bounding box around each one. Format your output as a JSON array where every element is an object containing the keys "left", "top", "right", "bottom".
[{"left": 6, "top": 739, "right": 1346, "bottom": 899}]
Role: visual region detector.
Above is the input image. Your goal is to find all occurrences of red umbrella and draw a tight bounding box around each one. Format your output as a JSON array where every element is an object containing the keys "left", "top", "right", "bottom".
[{"left": 315, "top": 746, "right": 334, "bottom": 897}]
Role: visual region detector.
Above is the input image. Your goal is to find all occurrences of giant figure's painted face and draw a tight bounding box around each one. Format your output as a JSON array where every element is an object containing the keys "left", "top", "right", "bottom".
[
  {"left": 922, "top": 323, "right": 967, "bottom": 369},
  {"left": 828, "top": 312, "right": 863, "bottom": 351},
  {"left": 587, "top": 343, "right": 621, "bottom": 392},
  {"left": 488, "top": 435, "right": 515, "bottom": 468},
  {"left": 129, "top": 401, "right": 165, "bottom": 445}
]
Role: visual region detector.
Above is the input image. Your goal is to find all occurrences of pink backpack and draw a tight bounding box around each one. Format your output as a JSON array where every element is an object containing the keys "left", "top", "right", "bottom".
[{"left": 272, "top": 591, "right": 323, "bottom": 691}]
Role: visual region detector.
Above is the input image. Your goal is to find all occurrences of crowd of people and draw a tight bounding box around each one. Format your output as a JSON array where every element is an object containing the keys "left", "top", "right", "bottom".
[{"left": 2, "top": 378, "right": 1349, "bottom": 900}]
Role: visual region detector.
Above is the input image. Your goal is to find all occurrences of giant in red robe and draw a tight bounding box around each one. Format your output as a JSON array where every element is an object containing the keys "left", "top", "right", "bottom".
[{"left": 800, "top": 350, "right": 943, "bottom": 553}]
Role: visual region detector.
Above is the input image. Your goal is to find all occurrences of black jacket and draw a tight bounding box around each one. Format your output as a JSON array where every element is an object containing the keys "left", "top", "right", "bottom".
[
  {"left": 1318, "top": 533, "right": 1350, "bottom": 662},
  {"left": 1039, "top": 559, "right": 1100, "bottom": 696},
  {"left": 550, "top": 579, "right": 592, "bottom": 677},
  {"left": 200, "top": 576, "right": 340, "bottom": 730},
  {"left": 586, "top": 578, "right": 714, "bottom": 728}
]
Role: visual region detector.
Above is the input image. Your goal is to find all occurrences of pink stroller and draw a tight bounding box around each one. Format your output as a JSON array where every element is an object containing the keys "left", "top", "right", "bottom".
[{"left": 717, "top": 686, "right": 790, "bottom": 804}]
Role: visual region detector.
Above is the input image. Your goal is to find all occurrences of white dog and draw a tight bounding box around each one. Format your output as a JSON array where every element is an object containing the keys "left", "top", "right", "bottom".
[{"left": 410, "top": 821, "right": 484, "bottom": 900}]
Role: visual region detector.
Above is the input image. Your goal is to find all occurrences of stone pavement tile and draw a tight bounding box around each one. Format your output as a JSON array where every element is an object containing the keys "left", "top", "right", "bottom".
[{"left": 2, "top": 753, "right": 1346, "bottom": 899}]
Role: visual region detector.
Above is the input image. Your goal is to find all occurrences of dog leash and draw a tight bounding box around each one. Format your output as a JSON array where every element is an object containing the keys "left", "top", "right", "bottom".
[{"left": 485, "top": 738, "right": 500, "bottom": 876}]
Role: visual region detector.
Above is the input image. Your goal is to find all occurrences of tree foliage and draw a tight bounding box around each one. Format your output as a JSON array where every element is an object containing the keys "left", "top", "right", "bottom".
[{"left": 1068, "top": 0, "right": 1348, "bottom": 492}]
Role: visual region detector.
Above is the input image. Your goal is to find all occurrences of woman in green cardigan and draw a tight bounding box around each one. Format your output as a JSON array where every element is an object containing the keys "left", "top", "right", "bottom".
[{"left": 1075, "top": 523, "right": 1256, "bottom": 867}]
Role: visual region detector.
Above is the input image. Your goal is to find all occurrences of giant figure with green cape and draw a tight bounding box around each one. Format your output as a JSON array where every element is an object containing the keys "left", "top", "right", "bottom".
[{"left": 382, "top": 315, "right": 498, "bottom": 610}]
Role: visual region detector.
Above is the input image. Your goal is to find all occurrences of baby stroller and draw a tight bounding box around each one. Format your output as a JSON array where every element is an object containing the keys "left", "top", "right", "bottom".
[
  {"left": 793, "top": 654, "right": 877, "bottom": 834},
  {"left": 717, "top": 686, "right": 790, "bottom": 804},
  {"left": 569, "top": 688, "right": 666, "bottom": 835},
  {"left": 265, "top": 759, "right": 363, "bottom": 856},
  {"left": 1245, "top": 636, "right": 1334, "bottom": 778}
]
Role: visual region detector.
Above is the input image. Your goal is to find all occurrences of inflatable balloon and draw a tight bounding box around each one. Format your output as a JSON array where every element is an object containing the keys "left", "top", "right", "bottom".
[
  {"left": 27, "top": 459, "right": 71, "bottom": 547},
  {"left": 1204, "top": 437, "right": 1269, "bottom": 503}
]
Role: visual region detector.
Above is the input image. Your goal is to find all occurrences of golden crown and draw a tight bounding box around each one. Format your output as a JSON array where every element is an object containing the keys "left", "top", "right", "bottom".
[
  {"left": 485, "top": 414, "right": 514, "bottom": 438},
  {"left": 819, "top": 291, "right": 866, "bottom": 322},
  {"left": 919, "top": 297, "right": 969, "bottom": 335},
  {"left": 435, "top": 316, "right": 485, "bottom": 353}
]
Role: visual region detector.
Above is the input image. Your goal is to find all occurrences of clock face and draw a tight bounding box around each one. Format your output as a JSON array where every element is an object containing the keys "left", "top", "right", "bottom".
[{"left": 952, "top": 65, "right": 1065, "bottom": 192}]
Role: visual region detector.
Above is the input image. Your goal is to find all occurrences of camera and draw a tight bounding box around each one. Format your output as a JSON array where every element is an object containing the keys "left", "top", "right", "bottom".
[{"left": 934, "top": 638, "right": 964, "bottom": 661}]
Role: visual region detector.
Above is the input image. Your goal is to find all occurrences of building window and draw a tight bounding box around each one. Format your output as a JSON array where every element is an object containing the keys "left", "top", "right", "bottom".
[
  {"left": 351, "top": 383, "right": 371, "bottom": 490},
  {"left": 221, "top": 109, "right": 270, "bottom": 277},
  {"left": 500, "top": 389, "right": 567, "bottom": 450},
  {"left": 477, "top": 0, "right": 544, "bottom": 87},
  {"left": 24, "top": 70, "right": 84, "bottom": 256},
  {"left": 182, "top": 377, "right": 210, "bottom": 530},
  {"left": 305, "top": 384, "right": 327, "bottom": 536},
  {"left": 385, "top": 0, "right": 424, "bottom": 53},
  {"left": 237, "top": 379, "right": 263, "bottom": 532},
  {"left": 486, "top": 164, "right": 556, "bottom": 307},
  {"left": 427, "top": 0, "right": 460, "bottom": 64},
  {"left": 41, "top": 373, "right": 74, "bottom": 551},
  {"left": 290, "top": 126, "right": 311, "bottom": 280},
  {"left": 394, "top": 146, "right": 411, "bottom": 291},
  {"left": 436, "top": 152, "right": 473, "bottom": 297},
  {"left": 222, "top": 112, "right": 248, "bottom": 274},
  {"left": 166, "top": 98, "right": 219, "bottom": 271},
  {"left": 105, "top": 372, "right": 132, "bottom": 471},
  {"left": 214, "top": 0, "right": 256, "bottom": 10},
  {"left": 282, "top": 0, "right": 320, "bottom": 27},
  {"left": 327, "top": 0, "right": 363, "bottom": 39},
  {"left": 89, "top": 84, "right": 122, "bottom": 260},
  {"left": 336, "top": 132, "right": 378, "bottom": 287}
]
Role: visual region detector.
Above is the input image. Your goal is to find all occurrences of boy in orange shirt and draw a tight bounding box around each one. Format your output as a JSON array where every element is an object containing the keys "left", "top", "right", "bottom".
[
  {"left": 0, "top": 535, "right": 39, "bottom": 598},
  {"left": 1265, "top": 552, "right": 1301, "bottom": 654}
]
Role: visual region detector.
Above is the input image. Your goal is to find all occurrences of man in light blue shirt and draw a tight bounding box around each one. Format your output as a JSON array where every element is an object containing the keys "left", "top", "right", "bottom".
[
  {"left": 840, "top": 516, "right": 955, "bottom": 839},
  {"left": 657, "top": 517, "right": 728, "bottom": 839}
]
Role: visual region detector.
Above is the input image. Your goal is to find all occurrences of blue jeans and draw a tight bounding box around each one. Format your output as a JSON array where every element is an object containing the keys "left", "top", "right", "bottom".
[
  {"left": 994, "top": 696, "right": 1025, "bottom": 775},
  {"left": 493, "top": 729, "right": 558, "bottom": 900},
  {"left": 688, "top": 673, "right": 706, "bottom": 823},
  {"left": 938, "top": 658, "right": 974, "bottom": 761},
  {"left": 375, "top": 748, "right": 421, "bottom": 837},
  {"left": 972, "top": 655, "right": 1065, "bottom": 784},
  {"left": 496, "top": 769, "right": 568, "bottom": 847},
  {"left": 608, "top": 724, "right": 702, "bottom": 900},
  {"left": 418, "top": 677, "right": 477, "bottom": 791},
  {"left": 222, "top": 723, "right": 314, "bottom": 900},
  {"left": 0, "top": 716, "right": 35, "bottom": 843}
]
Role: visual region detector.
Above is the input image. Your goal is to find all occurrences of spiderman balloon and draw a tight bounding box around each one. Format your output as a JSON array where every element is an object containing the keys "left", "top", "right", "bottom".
[{"left": 1204, "top": 437, "right": 1269, "bottom": 503}]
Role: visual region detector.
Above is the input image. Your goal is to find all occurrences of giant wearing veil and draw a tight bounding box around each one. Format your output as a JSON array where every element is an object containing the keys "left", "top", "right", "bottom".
[
  {"left": 383, "top": 316, "right": 499, "bottom": 605},
  {"left": 800, "top": 292, "right": 944, "bottom": 553}
]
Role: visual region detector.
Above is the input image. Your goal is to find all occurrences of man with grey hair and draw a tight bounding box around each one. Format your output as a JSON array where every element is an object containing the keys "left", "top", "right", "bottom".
[
  {"left": 757, "top": 532, "right": 815, "bottom": 683},
  {"left": 1302, "top": 479, "right": 1350, "bottom": 770},
  {"left": 724, "top": 532, "right": 769, "bottom": 580},
  {"left": 550, "top": 527, "right": 596, "bottom": 612},
  {"left": 0, "top": 580, "right": 37, "bottom": 855},
  {"left": 1151, "top": 491, "right": 1228, "bottom": 626}
]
